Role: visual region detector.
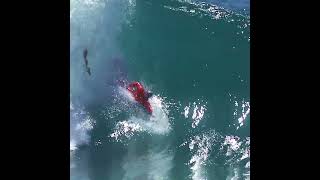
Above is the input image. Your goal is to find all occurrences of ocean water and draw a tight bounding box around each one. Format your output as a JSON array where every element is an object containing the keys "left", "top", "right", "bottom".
[{"left": 70, "top": 0, "right": 250, "bottom": 180}]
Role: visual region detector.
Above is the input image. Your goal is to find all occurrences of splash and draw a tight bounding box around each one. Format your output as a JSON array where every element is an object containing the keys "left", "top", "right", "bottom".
[
  {"left": 118, "top": 86, "right": 135, "bottom": 102},
  {"left": 102, "top": 86, "right": 136, "bottom": 119},
  {"left": 110, "top": 120, "right": 142, "bottom": 141},
  {"left": 109, "top": 90, "right": 171, "bottom": 142}
]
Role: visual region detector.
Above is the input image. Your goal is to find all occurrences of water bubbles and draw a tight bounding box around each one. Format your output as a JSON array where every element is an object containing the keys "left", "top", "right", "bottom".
[
  {"left": 182, "top": 99, "right": 208, "bottom": 128},
  {"left": 110, "top": 121, "right": 143, "bottom": 142}
]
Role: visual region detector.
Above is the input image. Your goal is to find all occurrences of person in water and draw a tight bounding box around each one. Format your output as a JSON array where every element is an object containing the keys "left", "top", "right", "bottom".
[
  {"left": 83, "top": 48, "right": 91, "bottom": 76},
  {"left": 127, "top": 82, "right": 153, "bottom": 114}
]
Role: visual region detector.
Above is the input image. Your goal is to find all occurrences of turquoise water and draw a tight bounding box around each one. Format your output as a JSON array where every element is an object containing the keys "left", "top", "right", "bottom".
[{"left": 70, "top": 0, "right": 250, "bottom": 179}]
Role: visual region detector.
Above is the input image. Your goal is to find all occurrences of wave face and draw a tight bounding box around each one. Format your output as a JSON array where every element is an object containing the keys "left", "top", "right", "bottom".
[{"left": 70, "top": 0, "right": 249, "bottom": 179}]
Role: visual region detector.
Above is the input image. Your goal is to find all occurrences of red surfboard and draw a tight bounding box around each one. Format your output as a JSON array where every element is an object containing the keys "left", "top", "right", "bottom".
[{"left": 126, "top": 82, "right": 152, "bottom": 114}]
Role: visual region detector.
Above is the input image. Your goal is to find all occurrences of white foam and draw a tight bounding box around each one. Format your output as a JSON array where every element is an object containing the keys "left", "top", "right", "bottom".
[
  {"left": 184, "top": 105, "right": 190, "bottom": 118},
  {"left": 70, "top": 101, "right": 94, "bottom": 152},
  {"left": 182, "top": 100, "right": 207, "bottom": 128},
  {"left": 118, "top": 86, "right": 135, "bottom": 103},
  {"left": 223, "top": 136, "right": 242, "bottom": 156},
  {"left": 109, "top": 94, "right": 171, "bottom": 142},
  {"left": 191, "top": 105, "right": 198, "bottom": 120},
  {"left": 70, "top": 140, "right": 77, "bottom": 151},
  {"left": 237, "top": 101, "right": 250, "bottom": 128},
  {"left": 187, "top": 131, "right": 220, "bottom": 180},
  {"left": 191, "top": 104, "right": 206, "bottom": 128},
  {"left": 183, "top": 130, "right": 250, "bottom": 179},
  {"left": 244, "top": 161, "right": 250, "bottom": 180},
  {"left": 103, "top": 86, "right": 138, "bottom": 120},
  {"left": 179, "top": 141, "right": 188, "bottom": 147},
  {"left": 240, "top": 138, "right": 250, "bottom": 162},
  {"left": 221, "top": 135, "right": 250, "bottom": 167},
  {"left": 70, "top": 101, "right": 74, "bottom": 110},
  {"left": 230, "top": 94, "right": 250, "bottom": 130},
  {"left": 110, "top": 121, "right": 142, "bottom": 141},
  {"left": 245, "top": 161, "right": 250, "bottom": 168},
  {"left": 240, "top": 148, "right": 249, "bottom": 161}
]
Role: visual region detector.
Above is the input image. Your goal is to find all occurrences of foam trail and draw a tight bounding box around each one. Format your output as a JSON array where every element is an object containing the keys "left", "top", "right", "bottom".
[{"left": 182, "top": 100, "right": 207, "bottom": 128}]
